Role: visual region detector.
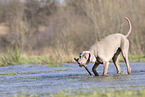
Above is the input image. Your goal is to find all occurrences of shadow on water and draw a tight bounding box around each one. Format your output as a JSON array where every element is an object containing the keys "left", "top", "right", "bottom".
[{"left": 0, "top": 62, "right": 145, "bottom": 96}]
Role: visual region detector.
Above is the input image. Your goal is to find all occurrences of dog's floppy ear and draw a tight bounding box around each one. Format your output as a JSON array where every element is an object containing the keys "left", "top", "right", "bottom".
[
  {"left": 86, "top": 53, "right": 96, "bottom": 64},
  {"left": 81, "top": 51, "right": 96, "bottom": 64},
  {"left": 86, "top": 52, "right": 96, "bottom": 63},
  {"left": 90, "top": 54, "right": 96, "bottom": 63}
]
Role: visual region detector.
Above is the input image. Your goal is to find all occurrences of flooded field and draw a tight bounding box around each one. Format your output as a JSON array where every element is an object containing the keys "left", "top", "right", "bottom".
[{"left": 0, "top": 62, "right": 145, "bottom": 96}]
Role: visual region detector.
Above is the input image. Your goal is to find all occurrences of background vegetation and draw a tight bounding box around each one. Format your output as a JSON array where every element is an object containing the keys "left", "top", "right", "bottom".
[{"left": 0, "top": 0, "right": 144, "bottom": 64}]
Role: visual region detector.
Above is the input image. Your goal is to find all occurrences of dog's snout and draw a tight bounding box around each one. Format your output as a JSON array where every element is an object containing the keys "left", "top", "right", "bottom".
[{"left": 77, "top": 60, "right": 83, "bottom": 67}]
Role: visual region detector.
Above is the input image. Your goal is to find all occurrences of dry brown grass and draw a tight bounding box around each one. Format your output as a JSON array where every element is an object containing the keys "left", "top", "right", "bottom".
[
  {"left": 0, "top": 24, "right": 8, "bottom": 35},
  {"left": 0, "top": 0, "right": 144, "bottom": 62}
]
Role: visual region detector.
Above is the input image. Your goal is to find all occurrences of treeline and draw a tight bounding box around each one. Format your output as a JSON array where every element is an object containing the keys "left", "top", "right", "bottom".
[{"left": 0, "top": 0, "right": 144, "bottom": 57}]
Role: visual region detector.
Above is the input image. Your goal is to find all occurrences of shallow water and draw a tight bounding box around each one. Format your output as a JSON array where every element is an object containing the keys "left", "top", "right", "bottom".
[{"left": 0, "top": 62, "right": 145, "bottom": 96}]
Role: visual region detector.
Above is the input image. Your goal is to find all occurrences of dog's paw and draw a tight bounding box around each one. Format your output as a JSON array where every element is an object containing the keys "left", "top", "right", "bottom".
[
  {"left": 103, "top": 73, "right": 109, "bottom": 76},
  {"left": 114, "top": 73, "right": 121, "bottom": 76},
  {"left": 121, "top": 72, "right": 128, "bottom": 75},
  {"left": 90, "top": 75, "right": 94, "bottom": 77}
]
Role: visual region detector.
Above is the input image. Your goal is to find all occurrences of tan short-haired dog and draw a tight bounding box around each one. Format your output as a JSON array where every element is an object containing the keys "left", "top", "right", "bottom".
[{"left": 75, "top": 17, "right": 132, "bottom": 76}]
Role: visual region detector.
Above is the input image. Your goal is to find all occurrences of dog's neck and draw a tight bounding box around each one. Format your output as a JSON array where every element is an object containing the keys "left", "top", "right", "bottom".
[{"left": 88, "top": 47, "right": 97, "bottom": 57}]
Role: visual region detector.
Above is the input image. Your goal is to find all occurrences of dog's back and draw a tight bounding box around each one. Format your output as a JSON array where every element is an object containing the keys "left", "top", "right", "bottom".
[{"left": 89, "top": 33, "right": 126, "bottom": 61}]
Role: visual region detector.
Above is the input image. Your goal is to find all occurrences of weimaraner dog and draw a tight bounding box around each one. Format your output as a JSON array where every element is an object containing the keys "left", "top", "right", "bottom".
[{"left": 75, "top": 17, "right": 132, "bottom": 76}]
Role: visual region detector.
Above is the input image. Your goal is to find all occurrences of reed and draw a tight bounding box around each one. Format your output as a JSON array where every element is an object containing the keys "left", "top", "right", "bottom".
[{"left": 0, "top": 47, "right": 21, "bottom": 66}]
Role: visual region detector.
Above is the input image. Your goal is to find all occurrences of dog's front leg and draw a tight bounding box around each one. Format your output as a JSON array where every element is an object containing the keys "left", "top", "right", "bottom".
[
  {"left": 92, "top": 62, "right": 100, "bottom": 76},
  {"left": 103, "top": 61, "right": 109, "bottom": 75}
]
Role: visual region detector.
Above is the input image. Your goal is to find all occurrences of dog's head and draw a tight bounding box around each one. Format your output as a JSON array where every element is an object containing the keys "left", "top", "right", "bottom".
[{"left": 74, "top": 51, "right": 96, "bottom": 67}]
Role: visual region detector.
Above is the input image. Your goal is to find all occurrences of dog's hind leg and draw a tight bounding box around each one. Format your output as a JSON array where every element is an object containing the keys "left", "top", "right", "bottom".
[
  {"left": 112, "top": 48, "right": 121, "bottom": 73},
  {"left": 122, "top": 51, "right": 131, "bottom": 74},
  {"left": 121, "top": 41, "right": 131, "bottom": 74},
  {"left": 92, "top": 62, "right": 100, "bottom": 76}
]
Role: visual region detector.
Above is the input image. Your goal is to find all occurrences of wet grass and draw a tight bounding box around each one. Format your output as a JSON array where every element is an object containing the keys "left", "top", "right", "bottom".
[
  {"left": 54, "top": 89, "right": 145, "bottom": 97},
  {"left": 0, "top": 72, "right": 38, "bottom": 76},
  {"left": 13, "top": 89, "right": 145, "bottom": 97},
  {"left": 0, "top": 69, "right": 70, "bottom": 76}
]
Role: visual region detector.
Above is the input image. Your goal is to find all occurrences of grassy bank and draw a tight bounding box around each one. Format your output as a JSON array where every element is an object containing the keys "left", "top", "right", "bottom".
[
  {"left": 0, "top": 54, "right": 145, "bottom": 66},
  {"left": 20, "top": 55, "right": 145, "bottom": 65},
  {"left": 0, "top": 47, "right": 77, "bottom": 66},
  {"left": 0, "top": 48, "right": 144, "bottom": 66},
  {"left": 119, "top": 55, "right": 145, "bottom": 62}
]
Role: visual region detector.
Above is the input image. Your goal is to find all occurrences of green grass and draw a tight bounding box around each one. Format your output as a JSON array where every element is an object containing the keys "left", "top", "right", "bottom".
[
  {"left": 54, "top": 90, "right": 145, "bottom": 97},
  {"left": 0, "top": 68, "right": 70, "bottom": 76},
  {"left": 0, "top": 47, "right": 21, "bottom": 66},
  {"left": 0, "top": 47, "right": 62, "bottom": 66},
  {"left": 20, "top": 56, "right": 58, "bottom": 66},
  {"left": 13, "top": 89, "right": 145, "bottom": 97},
  {"left": 119, "top": 55, "right": 145, "bottom": 62},
  {"left": 0, "top": 72, "right": 37, "bottom": 76},
  {"left": 0, "top": 47, "right": 144, "bottom": 66}
]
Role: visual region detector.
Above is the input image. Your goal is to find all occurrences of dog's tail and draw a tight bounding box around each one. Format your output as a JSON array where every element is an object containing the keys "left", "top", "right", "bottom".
[{"left": 125, "top": 17, "right": 132, "bottom": 37}]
